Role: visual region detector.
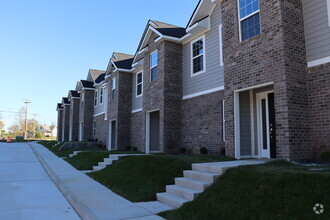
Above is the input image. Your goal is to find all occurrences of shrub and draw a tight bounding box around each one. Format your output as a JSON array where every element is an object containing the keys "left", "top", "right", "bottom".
[
  {"left": 199, "top": 147, "right": 208, "bottom": 155},
  {"left": 220, "top": 148, "right": 226, "bottom": 156},
  {"left": 179, "top": 147, "right": 186, "bottom": 154},
  {"left": 320, "top": 151, "right": 330, "bottom": 162},
  {"left": 131, "top": 147, "right": 138, "bottom": 152}
]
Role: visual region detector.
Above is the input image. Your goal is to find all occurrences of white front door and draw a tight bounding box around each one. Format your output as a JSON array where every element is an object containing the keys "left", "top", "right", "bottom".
[{"left": 257, "top": 92, "right": 271, "bottom": 159}]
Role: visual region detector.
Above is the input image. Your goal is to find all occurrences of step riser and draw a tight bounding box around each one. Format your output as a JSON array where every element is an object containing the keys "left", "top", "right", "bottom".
[
  {"left": 175, "top": 178, "right": 208, "bottom": 191},
  {"left": 191, "top": 164, "right": 224, "bottom": 174},
  {"left": 166, "top": 186, "right": 197, "bottom": 201},
  {"left": 183, "top": 171, "right": 219, "bottom": 183},
  {"left": 103, "top": 158, "right": 113, "bottom": 163},
  {"left": 156, "top": 194, "right": 185, "bottom": 208}
]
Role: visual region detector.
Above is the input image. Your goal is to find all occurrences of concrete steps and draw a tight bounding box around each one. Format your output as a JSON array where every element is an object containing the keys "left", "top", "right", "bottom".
[
  {"left": 92, "top": 154, "right": 145, "bottom": 172},
  {"left": 156, "top": 159, "right": 268, "bottom": 208},
  {"left": 69, "top": 151, "right": 82, "bottom": 158}
]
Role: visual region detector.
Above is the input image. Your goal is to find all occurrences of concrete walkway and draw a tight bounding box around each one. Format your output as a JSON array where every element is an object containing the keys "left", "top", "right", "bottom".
[
  {"left": 29, "top": 142, "right": 163, "bottom": 220},
  {"left": 0, "top": 142, "right": 80, "bottom": 220}
]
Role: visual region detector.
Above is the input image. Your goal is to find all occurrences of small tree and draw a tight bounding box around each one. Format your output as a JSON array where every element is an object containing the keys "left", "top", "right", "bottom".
[
  {"left": 0, "top": 113, "right": 5, "bottom": 130},
  {"left": 35, "top": 127, "right": 42, "bottom": 139}
]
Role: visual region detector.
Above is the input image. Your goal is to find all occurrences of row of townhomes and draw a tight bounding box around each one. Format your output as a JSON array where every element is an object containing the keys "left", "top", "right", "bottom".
[{"left": 57, "top": 0, "right": 330, "bottom": 161}]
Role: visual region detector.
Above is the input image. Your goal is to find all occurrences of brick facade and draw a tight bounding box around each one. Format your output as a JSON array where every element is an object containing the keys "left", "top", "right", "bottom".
[
  {"left": 62, "top": 104, "right": 70, "bottom": 141},
  {"left": 93, "top": 113, "right": 107, "bottom": 147},
  {"left": 308, "top": 62, "right": 330, "bottom": 158},
  {"left": 79, "top": 90, "right": 94, "bottom": 141},
  {"left": 142, "top": 33, "right": 182, "bottom": 153},
  {"left": 130, "top": 111, "right": 144, "bottom": 151},
  {"left": 182, "top": 91, "right": 225, "bottom": 154},
  {"left": 56, "top": 108, "right": 63, "bottom": 141},
  {"left": 69, "top": 98, "right": 80, "bottom": 141}
]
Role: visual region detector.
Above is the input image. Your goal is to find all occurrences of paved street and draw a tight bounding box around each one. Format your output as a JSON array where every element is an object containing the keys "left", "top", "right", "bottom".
[{"left": 0, "top": 143, "right": 80, "bottom": 220}]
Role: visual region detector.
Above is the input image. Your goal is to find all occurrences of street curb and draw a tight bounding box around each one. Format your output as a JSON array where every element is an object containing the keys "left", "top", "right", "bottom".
[{"left": 29, "top": 143, "right": 99, "bottom": 220}]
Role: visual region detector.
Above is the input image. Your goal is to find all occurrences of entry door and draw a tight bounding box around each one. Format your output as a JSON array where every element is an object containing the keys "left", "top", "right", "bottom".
[
  {"left": 108, "top": 121, "right": 116, "bottom": 150},
  {"left": 149, "top": 111, "right": 160, "bottom": 152},
  {"left": 258, "top": 92, "right": 276, "bottom": 159}
]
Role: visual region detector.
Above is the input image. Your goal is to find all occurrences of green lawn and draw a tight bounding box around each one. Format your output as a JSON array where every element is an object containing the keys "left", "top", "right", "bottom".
[
  {"left": 64, "top": 152, "right": 111, "bottom": 170},
  {"left": 88, "top": 154, "right": 233, "bottom": 202},
  {"left": 38, "top": 140, "right": 107, "bottom": 157},
  {"left": 160, "top": 160, "right": 330, "bottom": 220}
]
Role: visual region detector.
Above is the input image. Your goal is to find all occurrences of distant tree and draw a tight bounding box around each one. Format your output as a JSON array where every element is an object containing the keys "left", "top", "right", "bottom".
[
  {"left": 0, "top": 113, "right": 5, "bottom": 130},
  {"left": 50, "top": 124, "right": 56, "bottom": 131},
  {"left": 8, "top": 110, "right": 39, "bottom": 137},
  {"left": 35, "top": 127, "right": 42, "bottom": 139}
]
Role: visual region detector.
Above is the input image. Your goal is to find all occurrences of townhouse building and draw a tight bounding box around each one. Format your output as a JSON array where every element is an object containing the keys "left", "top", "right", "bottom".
[
  {"left": 56, "top": 103, "right": 63, "bottom": 141},
  {"left": 68, "top": 90, "right": 80, "bottom": 141},
  {"left": 56, "top": 0, "right": 330, "bottom": 161},
  {"left": 61, "top": 97, "right": 70, "bottom": 141}
]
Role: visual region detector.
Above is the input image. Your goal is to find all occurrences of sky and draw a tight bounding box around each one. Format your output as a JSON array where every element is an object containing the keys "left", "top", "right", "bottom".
[{"left": 0, "top": 0, "right": 199, "bottom": 130}]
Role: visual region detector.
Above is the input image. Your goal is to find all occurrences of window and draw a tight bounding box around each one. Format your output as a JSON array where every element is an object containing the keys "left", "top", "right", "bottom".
[
  {"left": 150, "top": 51, "right": 158, "bottom": 81},
  {"left": 100, "top": 88, "right": 103, "bottom": 104},
  {"left": 191, "top": 36, "right": 206, "bottom": 75},
  {"left": 136, "top": 71, "right": 143, "bottom": 97},
  {"left": 222, "top": 100, "right": 226, "bottom": 141},
  {"left": 219, "top": 24, "right": 224, "bottom": 66},
  {"left": 238, "top": 0, "right": 261, "bottom": 41},
  {"left": 94, "top": 91, "right": 98, "bottom": 107},
  {"left": 93, "top": 120, "right": 96, "bottom": 136},
  {"left": 81, "top": 93, "right": 84, "bottom": 108},
  {"left": 111, "top": 77, "right": 116, "bottom": 99}
]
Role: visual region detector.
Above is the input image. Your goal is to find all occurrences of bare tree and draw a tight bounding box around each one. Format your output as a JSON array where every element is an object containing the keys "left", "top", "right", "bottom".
[
  {"left": 0, "top": 113, "right": 5, "bottom": 130},
  {"left": 8, "top": 110, "right": 39, "bottom": 137}
]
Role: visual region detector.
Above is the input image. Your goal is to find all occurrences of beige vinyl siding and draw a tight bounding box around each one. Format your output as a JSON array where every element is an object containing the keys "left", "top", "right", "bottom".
[
  {"left": 303, "top": 0, "right": 330, "bottom": 62},
  {"left": 182, "top": 3, "right": 224, "bottom": 97}
]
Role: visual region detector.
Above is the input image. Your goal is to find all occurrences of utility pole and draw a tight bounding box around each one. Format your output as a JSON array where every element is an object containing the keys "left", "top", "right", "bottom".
[{"left": 24, "top": 99, "right": 31, "bottom": 139}]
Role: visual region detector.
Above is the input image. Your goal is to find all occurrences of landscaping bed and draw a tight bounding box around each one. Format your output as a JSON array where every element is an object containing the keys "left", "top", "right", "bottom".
[
  {"left": 88, "top": 154, "right": 233, "bottom": 202},
  {"left": 160, "top": 160, "right": 330, "bottom": 219}
]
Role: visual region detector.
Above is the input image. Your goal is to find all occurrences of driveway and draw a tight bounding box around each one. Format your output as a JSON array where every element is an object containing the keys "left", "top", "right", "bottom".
[{"left": 0, "top": 142, "right": 80, "bottom": 220}]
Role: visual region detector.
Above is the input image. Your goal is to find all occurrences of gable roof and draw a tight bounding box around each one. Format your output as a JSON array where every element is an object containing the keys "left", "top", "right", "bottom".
[
  {"left": 187, "top": 0, "right": 217, "bottom": 28},
  {"left": 86, "top": 69, "right": 105, "bottom": 82},
  {"left": 62, "top": 97, "right": 70, "bottom": 105},
  {"left": 81, "top": 80, "right": 95, "bottom": 89},
  {"left": 135, "top": 20, "right": 186, "bottom": 57},
  {"left": 69, "top": 90, "right": 80, "bottom": 98},
  {"left": 95, "top": 73, "right": 105, "bottom": 84},
  {"left": 57, "top": 103, "right": 63, "bottom": 110},
  {"left": 106, "top": 52, "right": 134, "bottom": 74}
]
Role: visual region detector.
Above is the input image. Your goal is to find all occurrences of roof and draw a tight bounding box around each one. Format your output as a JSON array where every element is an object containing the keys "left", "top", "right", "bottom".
[
  {"left": 57, "top": 103, "right": 63, "bottom": 110},
  {"left": 112, "top": 53, "right": 134, "bottom": 62},
  {"left": 70, "top": 90, "right": 80, "bottom": 98},
  {"left": 81, "top": 80, "right": 95, "bottom": 89},
  {"left": 87, "top": 69, "right": 105, "bottom": 82},
  {"left": 150, "top": 20, "right": 186, "bottom": 38},
  {"left": 95, "top": 73, "right": 105, "bottom": 84},
  {"left": 62, "top": 98, "right": 70, "bottom": 105},
  {"left": 114, "top": 58, "right": 134, "bottom": 70}
]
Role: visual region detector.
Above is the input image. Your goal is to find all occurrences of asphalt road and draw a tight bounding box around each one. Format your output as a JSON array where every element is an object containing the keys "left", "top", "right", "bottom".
[{"left": 0, "top": 142, "right": 80, "bottom": 220}]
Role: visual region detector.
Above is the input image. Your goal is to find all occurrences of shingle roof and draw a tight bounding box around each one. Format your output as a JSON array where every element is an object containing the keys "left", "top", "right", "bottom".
[
  {"left": 112, "top": 53, "right": 134, "bottom": 62},
  {"left": 150, "top": 20, "right": 186, "bottom": 38},
  {"left": 81, "top": 80, "right": 95, "bottom": 88},
  {"left": 114, "top": 58, "right": 134, "bottom": 70},
  {"left": 89, "top": 69, "right": 105, "bottom": 81},
  {"left": 62, "top": 98, "right": 70, "bottom": 104},
  {"left": 95, "top": 73, "right": 105, "bottom": 84},
  {"left": 57, "top": 103, "right": 63, "bottom": 109},
  {"left": 70, "top": 90, "right": 80, "bottom": 98}
]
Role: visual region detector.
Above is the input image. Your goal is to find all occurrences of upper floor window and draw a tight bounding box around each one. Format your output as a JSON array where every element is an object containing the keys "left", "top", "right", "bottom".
[
  {"left": 111, "top": 77, "right": 116, "bottom": 99},
  {"left": 100, "top": 88, "right": 103, "bottom": 104},
  {"left": 191, "top": 35, "right": 206, "bottom": 76},
  {"left": 136, "top": 71, "right": 143, "bottom": 97},
  {"left": 93, "top": 120, "right": 96, "bottom": 136},
  {"left": 238, "top": 0, "right": 261, "bottom": 41},
  {"left": 94, "top": 91, "right": 98, "bottom": 107},
  {"left": 150, "top": 51, "right": 158, "bottom": 81}
]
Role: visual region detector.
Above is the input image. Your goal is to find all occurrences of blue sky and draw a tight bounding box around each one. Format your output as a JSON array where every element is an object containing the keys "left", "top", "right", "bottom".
[{"left": 0, "top": 0, "right": 199, "bottom": 130}]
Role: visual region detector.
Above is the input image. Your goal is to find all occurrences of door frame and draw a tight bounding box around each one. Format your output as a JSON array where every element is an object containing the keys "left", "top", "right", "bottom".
[
  {"left": 256, "top": 90, "right": 274, "bottom": 159},
  {"left": 79, "top": 122, "right": 83, "bottom": 141},
  {"left": 108, "top": 120, "right": 116, "bottom": 151},
  {"left": 145, "top": 109, "right": 160, "bottom": 154}
]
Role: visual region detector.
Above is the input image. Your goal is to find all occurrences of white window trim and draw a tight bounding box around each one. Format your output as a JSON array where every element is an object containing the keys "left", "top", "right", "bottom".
[
  {"left": 93, "top": 120, "right": 96, "bottom": 136},
  {"left": 94, "top": 91, "right": 98, "bottom": 107},
  {"left": 191, "top": 35, "right": 206, "bottom": 77},
  {"left": 111, "top": 77, "right": 116, "bottom": 99},
  {"left": 150, "top": 50, "right": 158, "bottom": 81},
  {"left": 100, "top": 88, "right": 103, "bottom": 104},
  {"left": 219, "top": 24, "right": 224, "bottom": 66},
  {"left": 136, "top": 71, "right": 143, "bottom": 97},
  {"left": 327, "top": 0, "right": 330, "bottom": 27},
  {"left": 237, "top": 0, "right": 261, "bottom": 42}
]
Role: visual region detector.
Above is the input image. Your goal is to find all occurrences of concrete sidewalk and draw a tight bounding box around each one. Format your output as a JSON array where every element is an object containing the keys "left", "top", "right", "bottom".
[
  {"left": 0, "top": 143, "right": 80, "bottom": 220},
  {"left": 29, "top": 142, "right": 163, "bottom": 220}
]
